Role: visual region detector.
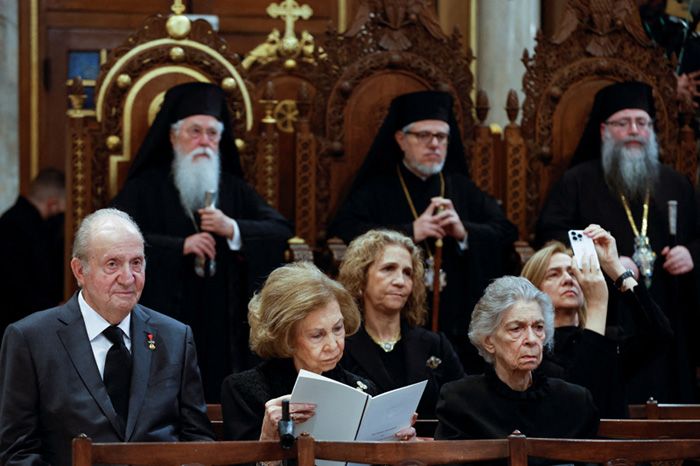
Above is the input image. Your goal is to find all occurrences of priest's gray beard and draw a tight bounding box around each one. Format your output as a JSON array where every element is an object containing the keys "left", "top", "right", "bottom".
[
  {"left": 172, "top": 146, "right": 220, "bottom": 213},
  {"left": 601, "top": 128, "right": 659, "bottom": 203}
]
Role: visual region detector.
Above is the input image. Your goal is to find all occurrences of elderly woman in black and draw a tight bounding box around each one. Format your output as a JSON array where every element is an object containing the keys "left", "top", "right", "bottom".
[
  {"left": 338, "top": 229, "right": 464, "bottom": 419},
  {"left": 435, "top": 276, "right": 599, "bottom": 441},
  {"left": 221, "top": 261, "right": 417, "bottom": 445}
]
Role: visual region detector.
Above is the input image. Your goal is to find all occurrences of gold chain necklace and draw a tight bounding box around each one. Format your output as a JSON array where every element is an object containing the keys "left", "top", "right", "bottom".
[
  {"left": 366, "top": 327, "right": 401, "bottom": 353},
  {"left": 620, "top": 190, "right": 656, "bottom": 287}
]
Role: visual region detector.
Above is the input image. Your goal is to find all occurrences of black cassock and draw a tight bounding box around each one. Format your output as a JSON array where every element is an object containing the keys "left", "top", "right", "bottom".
[
  {"left": 0, "top": 196, "right": 64, "bottom": 341},
  {"left": 330, "top": 164, "right": 517, "bottom": 374},
  {"left": 537, "top": 160, "right": 700, "bottom": 402},
  {"left": 112, "top": 168, "right": 292, "bottom": 402}
]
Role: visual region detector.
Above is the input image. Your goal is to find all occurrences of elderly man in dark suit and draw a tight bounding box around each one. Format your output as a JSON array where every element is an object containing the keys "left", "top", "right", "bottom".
[{"left": 0, "top": 208, "right": 213, "bottom": 466}]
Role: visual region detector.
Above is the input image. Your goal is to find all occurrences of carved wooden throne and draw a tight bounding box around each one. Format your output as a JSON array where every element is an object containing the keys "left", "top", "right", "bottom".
[
  {"left": 65, "top": 6, "right": 253, "bottom": 294},
  {"left": 510, "top": 0, "right": 697, "bottom": 240}
]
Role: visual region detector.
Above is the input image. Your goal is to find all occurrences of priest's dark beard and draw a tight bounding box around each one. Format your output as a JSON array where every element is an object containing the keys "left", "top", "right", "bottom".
[
  {"left": 601, "top": 128, "right": 659, "bottom": 203},
  {"left": 172, "top": 146, "right": 221, "bottom": 213}
]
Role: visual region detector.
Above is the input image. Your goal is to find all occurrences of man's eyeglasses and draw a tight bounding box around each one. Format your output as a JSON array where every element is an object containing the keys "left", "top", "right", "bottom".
[
  {"left": 183, "top": 125, "right": 222, "bottom": 142},
  {"left": 404, "top": 130, "right": 450, "bottom": 145},
  {"left": 603, "top": 118, "right": 653, "bottom": 131}
]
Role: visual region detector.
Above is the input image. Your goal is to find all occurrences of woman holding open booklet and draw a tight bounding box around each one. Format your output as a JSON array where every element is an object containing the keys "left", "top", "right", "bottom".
[
  {"left": 338, "top": 229, "right": 464, "bottom": 420},
  {"left": 220, "top": 261, "right": 417, "bottom": 445}
]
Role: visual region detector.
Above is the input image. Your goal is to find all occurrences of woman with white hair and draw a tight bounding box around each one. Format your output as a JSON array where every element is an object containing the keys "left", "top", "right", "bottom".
[{"left": 435, "top": 276, "right": 599, "bottom": 441}]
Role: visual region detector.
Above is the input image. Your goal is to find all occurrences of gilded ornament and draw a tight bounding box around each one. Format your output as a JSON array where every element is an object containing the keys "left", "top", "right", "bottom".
[
  {"left": 116, "top": 74, "right": 132, "bottom": 89},
  {"left": 221, "top": 77, "right": 237, "bottom": 92},
  {"left": 169, "top": 46, "right": 186, "bottom": 62},
  {"left": 235, "top": 138, "right": 246, "bottom": 151},
  {"left": 106, "top": 135, "right": 121, "bottom": 150},
  {"left": 283, "top": 58, "right": 297, "bottom": 70},
  {"left": 166, "top": 14, "right": 191, "bottom": 40}
]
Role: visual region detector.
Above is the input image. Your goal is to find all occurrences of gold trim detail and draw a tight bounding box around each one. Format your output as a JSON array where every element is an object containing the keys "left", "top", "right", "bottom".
[
  {"left": 338, "top": 0, "right": 346, "bottom": 33},
  {"left": 96, "top": 38, "right": 252, "bottom": 130},
  {"left": 274, "top": 100, "right": 298, "bottom": 133},
  {"left": 108, "top": 66, "right": 210, "bottom": 198},
  {"left": 242, "top": 1, "right": 316, "bottom": 69}
]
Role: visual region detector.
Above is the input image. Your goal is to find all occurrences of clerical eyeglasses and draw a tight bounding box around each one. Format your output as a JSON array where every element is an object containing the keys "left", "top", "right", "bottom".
[
  {"left": 404, "top": 130, "right": 450, "bottom": 145},
  {"left": 184, "top": 125, "right": 222, "bottom": 142},
  {"left": 603, "top": 118, "right": 653, "bottom": 131}
]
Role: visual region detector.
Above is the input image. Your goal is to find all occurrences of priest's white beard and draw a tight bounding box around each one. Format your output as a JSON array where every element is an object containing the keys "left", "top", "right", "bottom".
[
  {"left": 601, "top": 128, "right": 659, "bottom": 203},
  {"left": 172, "top": 145, "right": 221, "bottom": 213}
]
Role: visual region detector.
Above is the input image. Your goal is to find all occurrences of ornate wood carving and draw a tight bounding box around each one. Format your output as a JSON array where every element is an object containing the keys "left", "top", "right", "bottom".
[
  {"left": 472, "top": 90, "right": 497, "bottom": 198},
  {"left": 310, "top": 0, "right": 475, "bottom": 241},
  {"left": 503, "top": 90, "right": 529, "bottom": 241},
  {"left": 294, "top": 83, "right": 318, "bottom": 245},
  {"left": 256, "top": 81, "right": 281, "bottom": 208},
  {"left": 519, "top": 0, "right": 682, "bottom": 236}
]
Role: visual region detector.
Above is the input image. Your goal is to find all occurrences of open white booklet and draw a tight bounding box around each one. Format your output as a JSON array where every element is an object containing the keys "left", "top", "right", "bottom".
[{"left": 290, "top": 369, "right": 427, "bottom": 465}]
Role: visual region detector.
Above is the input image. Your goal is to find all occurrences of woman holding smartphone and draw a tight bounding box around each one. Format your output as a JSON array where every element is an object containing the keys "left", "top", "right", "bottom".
[{"left": 521, "top": 224, "right": 671, "bottom": 417}]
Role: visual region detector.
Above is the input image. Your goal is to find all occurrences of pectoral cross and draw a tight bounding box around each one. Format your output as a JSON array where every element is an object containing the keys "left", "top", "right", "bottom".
[
  {"left": 267, "top": 0, "right": 313, "bottom": 50},
  {"left": 171, "top": 0, "right": 185, "bottom": 15}
]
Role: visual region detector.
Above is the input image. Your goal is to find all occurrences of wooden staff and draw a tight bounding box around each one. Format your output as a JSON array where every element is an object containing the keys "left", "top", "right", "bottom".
[{"left": 431, "top": 238, "right": 443, "bottom": 332}]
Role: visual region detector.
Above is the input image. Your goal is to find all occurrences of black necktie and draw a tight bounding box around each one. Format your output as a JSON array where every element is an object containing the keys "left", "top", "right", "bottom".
[{"left": 103, "top": 325, "right": 132, "bottom": 430}]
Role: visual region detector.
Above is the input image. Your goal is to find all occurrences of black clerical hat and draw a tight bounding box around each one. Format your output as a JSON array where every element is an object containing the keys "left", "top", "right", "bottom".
[
  {"left": 166, "top": 82, "right": 228, "bottom": 123},
  {"left": 390, "top": 91, "right": 454, "bottom": 129},
  {"left": 571, "top": 81, "right": 656, "bottom": 167},
  {"left": 125, "top": 81, "right": 243, "bottom": 180},
  {"left": 346, "top": 90, "right": 469, "bottom": 192}
]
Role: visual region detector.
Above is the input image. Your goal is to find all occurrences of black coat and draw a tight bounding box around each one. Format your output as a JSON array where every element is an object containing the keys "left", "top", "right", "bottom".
[
  {"left": 220, "top": 358, "right": 377, "bottom": 441},
  {"left": 540, "top": 283, "right": 672, "bottom": 418},
  {"left": 435, "top": 370, "right": 599, "bottom": 439},
  {"left": 112, "top": 168, "right": 293, "bottom": 401},
  {"left": 537, "top": 160, "right": 698, "bottom": 402},
  {"left": 341, "top": 321, "right": 464, "bottom": 419}
]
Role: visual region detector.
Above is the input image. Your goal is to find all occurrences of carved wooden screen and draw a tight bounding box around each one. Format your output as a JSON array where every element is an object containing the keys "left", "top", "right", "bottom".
[
  {"left": 307, "top": 0, "right": 477, "bottom": 245},
  {"left": 515, "top": 0, "right": 695, "bottom": 239}
]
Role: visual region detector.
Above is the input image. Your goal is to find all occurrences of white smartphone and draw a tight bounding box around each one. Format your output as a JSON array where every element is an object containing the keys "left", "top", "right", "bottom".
[{"left": 568, "top": 230, "right": 600, "bottom": 269}]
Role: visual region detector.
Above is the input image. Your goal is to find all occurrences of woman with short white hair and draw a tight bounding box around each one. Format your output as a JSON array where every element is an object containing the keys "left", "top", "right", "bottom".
[{"left": 435, "top": 276, "right": 599, "bottom": 441}]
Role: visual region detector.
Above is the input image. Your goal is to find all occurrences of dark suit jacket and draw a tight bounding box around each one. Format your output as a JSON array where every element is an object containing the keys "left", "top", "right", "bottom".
[
  {"left": 341, "top": 322, "right": 465, "bottom": 419},
  {"left": 0, "top": 294, "right": 214, "bottom": 466}
]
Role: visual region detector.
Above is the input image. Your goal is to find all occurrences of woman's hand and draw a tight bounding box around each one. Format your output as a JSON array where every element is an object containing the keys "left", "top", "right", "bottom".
[
  {"left": 583, "top": 224, "right": 625, "bottom": 279},
  {"left": 259, "top": 394, "right": 316, "bottom": 441},
  {"left": 393, "top": 413, "right": 419, "bottom": 441},
  {"left": 570, "top": 254, "right": 608, "bottom": 335}
]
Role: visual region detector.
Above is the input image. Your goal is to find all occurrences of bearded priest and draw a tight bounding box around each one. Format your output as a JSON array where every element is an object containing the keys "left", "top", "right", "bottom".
[{"left": 112, "top": 82, "right": 293, "bottom": 402}]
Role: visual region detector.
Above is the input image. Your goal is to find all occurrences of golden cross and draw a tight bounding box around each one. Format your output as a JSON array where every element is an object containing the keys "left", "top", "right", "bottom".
[
  {"left": 267, "top": 0, "right": 312, "bottom": 45},
  {"left": 171, "top": 0, "right": 186, "bottom": 15}
]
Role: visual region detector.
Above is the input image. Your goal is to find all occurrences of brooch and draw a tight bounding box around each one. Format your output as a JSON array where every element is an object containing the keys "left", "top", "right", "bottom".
[
  {"left": 426, "top": 356, "right": 442, "bottom": 369},
  {"left": 355, "top": 380, "right": 368, "bottom": 392},
  {"left": 146, "top": 332, "right": 156, "bottom": 350}
]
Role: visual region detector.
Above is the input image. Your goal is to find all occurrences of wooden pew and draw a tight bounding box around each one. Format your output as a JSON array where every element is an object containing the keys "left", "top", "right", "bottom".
[
  {"left": 598, "top": 419, "right": 700, "bottom": 439},
  {"left": 72, "top": 435, "right": 294, "bottom": 466},
  {"left": 509, "top": 433, "right": 700, "bottom": 466},
  {"left": 629, "top": 398, "right": 700, "bottom": 419},
  {"left": 207, "top": 403, "right": 224, "bottom": 440},
  {"left": 296, "top": 434, "right": 509, "bottom": 466}
]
